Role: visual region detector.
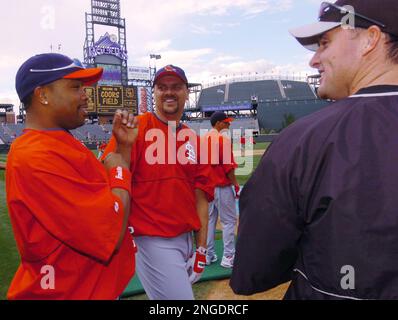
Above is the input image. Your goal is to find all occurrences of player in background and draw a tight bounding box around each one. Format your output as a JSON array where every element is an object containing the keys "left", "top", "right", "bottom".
[
  {"left": 97, "top": 140, "right": 108, "bottom": 160},
  {"left": 102, "top": 65, "right": 214, "bottom": 300},
  {"left": 204, "top": 112, "right": 239, "bottom": 269},
  {"left": 6, "top": 53, "right": 138, "bottom": 300}
]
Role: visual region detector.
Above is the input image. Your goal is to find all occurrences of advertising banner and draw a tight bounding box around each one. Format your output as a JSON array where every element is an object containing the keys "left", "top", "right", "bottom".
[
  {"left": 137, "top": 87, "right": 153, "bottom": 114},
  {"left": 124, "top": 86, "right": 138, "bottom": 115},
  {"left": 128, "top": 66, "right": 151, "bottom": 81}
]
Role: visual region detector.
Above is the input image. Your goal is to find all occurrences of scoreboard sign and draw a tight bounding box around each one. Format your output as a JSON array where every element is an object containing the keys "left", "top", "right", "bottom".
[
  {"left": 91, "top": 0, "right": 121, "bottom": 26},
  {"left": 97, "top": 86, "right": 123, "bottom": 114},
  {"left": 84, "top": 87, "right": 97, "bottom": 113},
  {"left": 124, "top": 87, "right": 138, "bottom": 115}
]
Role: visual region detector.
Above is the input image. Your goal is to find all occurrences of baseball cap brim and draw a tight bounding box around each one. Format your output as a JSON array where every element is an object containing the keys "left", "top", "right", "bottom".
[
  {"left": 63, "top": 67, "right": 103, "bottom": 86},
  {"left": 289, "top": 21, "right": 341, "bottom": 51},
  {"left": 222, "top": 118, "right": 234, "bottom": 123}
]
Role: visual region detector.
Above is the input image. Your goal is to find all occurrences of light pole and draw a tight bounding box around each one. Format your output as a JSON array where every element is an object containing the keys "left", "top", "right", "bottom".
[
  {"left": 149, "top": 54, "right": 162, "bottom": 107},
  {"left": 149, "top": 54, "right": 162, "bottom": 86}
]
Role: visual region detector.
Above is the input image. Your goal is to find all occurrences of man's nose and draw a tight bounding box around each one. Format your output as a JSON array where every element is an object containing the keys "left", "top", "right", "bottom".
[{"left": 309, "top": 50, "right": 321, "bottom": 69}]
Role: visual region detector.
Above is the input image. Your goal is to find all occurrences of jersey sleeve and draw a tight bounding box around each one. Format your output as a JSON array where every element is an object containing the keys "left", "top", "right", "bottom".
[
  {"left": 194, "top": 163, "right": 215, "bottom": 202},
  {"left": 100, "top": 136, "right": 117, "bottom": 162},
  {"left": 194, "top": 136, "right": 215, "bottom": 202},
  {"left": 8, "top": 150, "right": 125, "bottom": 263},
  {"left": 220, "top": 135, "right": 238, "bottom": 174},
  {"left": 230, "top": 137, "right": 303, "bottom": 295}
]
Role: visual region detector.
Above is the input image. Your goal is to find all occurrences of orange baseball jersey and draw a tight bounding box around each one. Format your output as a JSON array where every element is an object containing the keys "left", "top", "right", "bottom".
[
  {"left": 6, "top": 129, "right": 136, "bottom": 300},
  {"left": 203, "top": 129, "right": 238, "bottom": 187},
  {"left": 102, "top": 112, "right": 214, "bottom": 238}
]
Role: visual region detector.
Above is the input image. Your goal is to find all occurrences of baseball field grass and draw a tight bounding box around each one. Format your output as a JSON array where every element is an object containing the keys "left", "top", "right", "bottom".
[
  {"left": 0, "top": 168, "right": 19, "bottom": 300},
  {"left": 0, "top": 144, "right": 268, "bottom": 300}
]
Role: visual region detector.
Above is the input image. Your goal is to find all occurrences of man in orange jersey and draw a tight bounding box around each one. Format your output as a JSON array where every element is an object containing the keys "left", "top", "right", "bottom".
[
  {"left": 102, "top": 65, "right": 213, "bottom": 300},
  {"left": 204, "top": 112, "right": 239, "bottom": 269},
  {"left": 6, "top": 53, "right": 138, "bottom": 300}
]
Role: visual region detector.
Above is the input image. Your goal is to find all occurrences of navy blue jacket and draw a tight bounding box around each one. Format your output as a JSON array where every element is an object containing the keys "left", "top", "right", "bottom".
[{"left": 231, "top": 86, "right": 398, "bottom": 300}]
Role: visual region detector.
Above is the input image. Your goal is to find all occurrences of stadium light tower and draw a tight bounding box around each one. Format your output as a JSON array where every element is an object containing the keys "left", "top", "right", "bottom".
[{"left": 149, "top": 54, "right": 162, "bottom": 86}]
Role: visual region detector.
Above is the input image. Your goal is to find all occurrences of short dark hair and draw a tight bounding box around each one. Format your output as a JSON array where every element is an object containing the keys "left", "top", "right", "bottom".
[
  {"left": 22, "top": 93, "right": 33, "bottom": 111},
  {"left": 385, "top": 34, "right": 398, "bottom": 64}
]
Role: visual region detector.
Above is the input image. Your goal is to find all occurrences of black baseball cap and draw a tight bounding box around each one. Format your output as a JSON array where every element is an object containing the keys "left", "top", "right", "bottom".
[
  {"left": 289, "top": 0, "right": 398, "bottom": 51},
  {"left": 153, "top": 65, "right": 188, "bottom": 87},
  {"left": 210, "top": 112, "right": 234, "bottom": 127},
  {"left": 16, "top": 53, "right": 103, "bottom": 103}
]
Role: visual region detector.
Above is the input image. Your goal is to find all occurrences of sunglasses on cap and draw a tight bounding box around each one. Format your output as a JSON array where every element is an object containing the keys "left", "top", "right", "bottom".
[
  {"left": 30, "top": 59, "right": 84, "bottom": 73},
  {"left": 319, "top": 2, "right": 386, "bottom": 29}
]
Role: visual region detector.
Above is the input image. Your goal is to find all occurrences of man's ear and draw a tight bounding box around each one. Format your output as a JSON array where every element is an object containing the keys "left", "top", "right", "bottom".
[
  {"left": 34, "top": 87, "right": 49, "bottom": 105},
  {"left": 362, "top": 25, "right": 382, "bottom": 56}
]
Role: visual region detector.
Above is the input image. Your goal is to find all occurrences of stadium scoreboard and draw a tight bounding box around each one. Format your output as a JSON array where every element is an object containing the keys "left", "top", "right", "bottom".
[
  {"left": 98, "top": 86, "right": 123, "bottom": 113},
  {"left": 84, "top": 85, "right": 138, "bottom": 115}
]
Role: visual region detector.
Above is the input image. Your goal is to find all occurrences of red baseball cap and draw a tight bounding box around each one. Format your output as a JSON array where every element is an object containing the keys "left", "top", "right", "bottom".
[
  {"left": 210, "top": 112, "right": 234, "bottom": 126},
  {"left": 153, "top": 65, "right": 188, "bottom": 87}
]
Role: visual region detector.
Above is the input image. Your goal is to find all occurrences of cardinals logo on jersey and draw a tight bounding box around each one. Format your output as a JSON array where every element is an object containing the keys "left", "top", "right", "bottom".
[{"left": 185, "top": 142, "right": 197, "bottom": 164}]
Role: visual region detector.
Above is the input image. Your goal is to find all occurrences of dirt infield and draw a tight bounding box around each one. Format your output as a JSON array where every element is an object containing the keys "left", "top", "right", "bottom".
[
  {"left": 207, "top": 214, "right": 289, "bottom": 300},
  {"left": 204, "top": 280, "right": 289, "bottom": 300}
]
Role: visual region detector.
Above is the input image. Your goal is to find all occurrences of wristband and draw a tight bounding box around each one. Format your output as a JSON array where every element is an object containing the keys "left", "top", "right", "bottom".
[
  {"left": 193, "top": 247, "right": 207, "bottom": 273},
  {"left": 234, "top": 184, "right": 240, "bottom": 199},
  {"left": 109, "top": 166, "right": 132, "bottom": 195}
]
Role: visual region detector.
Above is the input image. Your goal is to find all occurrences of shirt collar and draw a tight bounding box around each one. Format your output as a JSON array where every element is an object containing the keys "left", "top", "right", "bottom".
[
  {"left": 353, "top": 85, "right": 398, "bottom": 96},
  {"left": 152, "top": 112, "right": 183, "bottom": 130}
]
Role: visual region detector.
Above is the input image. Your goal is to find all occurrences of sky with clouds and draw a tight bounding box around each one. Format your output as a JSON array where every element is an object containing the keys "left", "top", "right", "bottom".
[{"left": 0, "top": 0, "right": 325, "bottom": 109}]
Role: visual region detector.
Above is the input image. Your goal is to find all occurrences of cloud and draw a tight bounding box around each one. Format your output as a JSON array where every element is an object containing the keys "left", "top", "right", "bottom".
[
  {"left": 243, "top": 0, "right": 293, "bottom": 16},
  {"left": 122, "top": 0, "right": 293, "bottom": 43},
  {"left": 0, "top": 55, "right": 25, "bottom": 70},
  {"left": 144, "top": 39, "right": 172, "bottom": 53},
  {"left": 190, "top": 24, "right": 223, "bottom": 35}
]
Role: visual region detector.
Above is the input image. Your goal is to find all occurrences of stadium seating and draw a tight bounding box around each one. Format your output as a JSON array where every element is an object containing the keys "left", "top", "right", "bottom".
[
  {"left": 228, "top": 81, "right": 283, "bottom": 103},
  {"left": 199, "top": 80, "right": 317, "bottom": 108},
  {"left": 0, "top": 123, "right": 112, "bottom": 144},
  {"left": 198, "top": 79, "right": 329, "bottom": 131},
  {"left": 257, "top": 99, "right": 329, "bottom": 130},
  {"left": 185, "top": 117, "right": 260, "bottom": 136},
  {"left": 198, "top": 85, "right": 226, "bottom": 106},
  {"left": 281, "top": 80, "right": 317, "bottom": 100},
  {"left": 0, "top": 124, "right": 16, "bottom": 144},
  {"left": 72, "top": 124, "right": 112, "bottom": 142}
]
